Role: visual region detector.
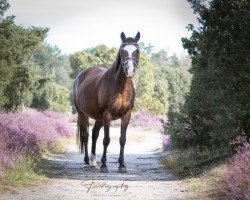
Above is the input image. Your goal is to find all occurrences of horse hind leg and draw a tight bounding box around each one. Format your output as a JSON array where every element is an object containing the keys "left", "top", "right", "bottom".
[
  {"left": 77, "top": 112, "right": 90, "bottom": 166},
  {"left": 90, "top": 120, "right": 103, "bottom": 167}
]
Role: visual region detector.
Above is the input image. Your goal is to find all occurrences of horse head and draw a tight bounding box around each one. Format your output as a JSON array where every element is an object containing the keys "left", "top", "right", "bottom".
[{"left": 119, "top": 32, "right": 140, "bottom": 78}]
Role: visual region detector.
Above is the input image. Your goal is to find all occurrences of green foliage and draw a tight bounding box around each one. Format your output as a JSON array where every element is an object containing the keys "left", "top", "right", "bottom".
[
  {"left": 31, "top": 43, "right": 72, "bottom": 90},
  {"left": 0, "top": 2, "right": 72, "bottom": 113},
  {"left": 32, "top": 81, "right": 70, "bottom": 113},
  {"left": 139, "top": 42, "right": 154, "bottom": 56},
  {"left": 151, "top": 49, "right": 169, "bottom": 68},
  {"left": 169, "top": 53, "right": 180, "bottom": 68},
  {"left": 156, "top": 66, "right": 192, "bottom": 114},
  {"left": 162, "top": 147, "right": 229, "bottom": 176},
  {"left": 134, "top": 52, "right": 168, "bottom": 114},
  {"left": 152, "top": 49, "right": 192, "bottom": 114},
  {"left": 152, "top": 49, "right": 192, "bottom": 115},
  {"left": 0, "top": 0, "right": 9, "bottom": 18},
  {"left": 0, "top": 136, "right": 69, "bottom": 192},
  {"left": 0, "top": 6, "right": 48, "bottom": 111},
  {"left": 0, "top": 156, "right": 44, "bottom": 192},
  {"left": 28, "top": 43, "right": 72, "bottom": 113},
  {"left": 165, "top": 0, "right": 250, "bottom": 150},
  {"left": 69, "top": 45, "right": 117, "bottom": 78}
]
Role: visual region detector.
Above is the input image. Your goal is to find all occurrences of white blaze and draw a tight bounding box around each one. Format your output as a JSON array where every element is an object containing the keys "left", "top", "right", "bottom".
[{"left": 124, "top": 45, "right": 137, "bottom": 77}]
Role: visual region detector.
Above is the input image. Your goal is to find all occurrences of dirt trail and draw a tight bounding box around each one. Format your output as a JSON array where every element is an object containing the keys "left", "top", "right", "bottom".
[{"left": 0, "top": 126, "right": 195, "bottom": 200}]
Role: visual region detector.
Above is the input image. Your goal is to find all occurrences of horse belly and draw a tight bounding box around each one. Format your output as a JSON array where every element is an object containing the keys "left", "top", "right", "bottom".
[
  {"left": 76, "top": 69, "right": 105, "bottom": 120},
  {"left": 79, "top": 93, "right": 103, "bottom": 120}
]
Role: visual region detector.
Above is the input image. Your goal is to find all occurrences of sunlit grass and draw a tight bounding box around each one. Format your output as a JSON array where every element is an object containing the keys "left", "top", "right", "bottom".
[
  {"left": 0, "top": 156, "right": 45, "bottom": 192},
  {"left": 0, "top": 136, "right": 74, "bottom": 193},
  {"left": 161, "top": 148, "right": 229, "bottom": 199},
  {"left": 161, "top": 147, "right": 229, "bottom": 176},
  {"left": 185, "top": 177, "right": 204, "bottom": 190}
]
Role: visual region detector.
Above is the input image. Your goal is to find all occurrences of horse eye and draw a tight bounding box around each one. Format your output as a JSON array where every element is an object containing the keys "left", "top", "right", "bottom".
[{"left": 134, "top": 50, "right": 139, "bottom": 56}]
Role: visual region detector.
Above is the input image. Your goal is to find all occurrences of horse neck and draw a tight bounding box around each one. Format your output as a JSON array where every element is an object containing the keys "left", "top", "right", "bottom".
[
  {"left": 116, "top": 65, "right": 132, "bottom": 91},
  {"left": 108, "top": 62, "right": 132, "bottom": 92},
  {"left": 107, "top": 51, "right": 133, "bottom": 92}
]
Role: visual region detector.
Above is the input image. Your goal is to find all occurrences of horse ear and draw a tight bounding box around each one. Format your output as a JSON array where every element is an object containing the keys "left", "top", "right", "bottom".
[
  {"left": 120, "top": 32, "right": 126, "bottom": 42},
  {"left": 135, "top": 31, "right": 140, "bottom": 42}
]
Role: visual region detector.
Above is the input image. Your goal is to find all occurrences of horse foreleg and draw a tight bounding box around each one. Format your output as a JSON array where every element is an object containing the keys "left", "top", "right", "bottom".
[
  {"left": 118, "top": 110, "right": 132, "bottom": 173},
  {"left": 100, "top": 111, "right": 111, "bottom": 173},
  {"left": 91, "top": 120, "right": 103, "bottom": 167}
]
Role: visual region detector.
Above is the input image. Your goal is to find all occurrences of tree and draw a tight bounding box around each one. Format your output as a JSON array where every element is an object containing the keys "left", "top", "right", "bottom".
[
  {"left": 69, "top": 45, "right": 117, "bottom": 79},
  {"left": 134, "top": 52, "right": 168, "bottom": 114},
  {"left": 169, "top": 53, "right": 180, "bottom": 68},
  {"left": 155, "top": 65, "right": 191, "bottom": 114},
  {"left": 31, "top": 43, "right": 72, "bottom": 89},
  {"left": 0, "top": 9, "right": 48, "bottom": 111},
  {"left": 152, "top": 49, "right": 192, "bottom": 114},
  {"left": 165, "top": 0, "right": 250, "bottom": 149},
  {"left": 139, "top": 42, "right": 154, "bottom": 57},
  {"left": 187, "top": 0, "right": 208, "bottom": 13},
  {"left": 151, "top": 49, "right": 169, "bottom": 68},
  {"left": 32, "top": 80, "right": 70, "bottom": 112}
]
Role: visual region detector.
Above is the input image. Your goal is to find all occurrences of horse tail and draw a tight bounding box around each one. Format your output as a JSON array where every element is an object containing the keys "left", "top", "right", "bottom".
[
  {"left": 74, "top": 71, "right": 88, "bottom": 154},
  {"left": 76, "top": 116, "right": 83, "bottom": 154},
  {"left": 76, "top": 112, "right": 89, "bottom": 154}
]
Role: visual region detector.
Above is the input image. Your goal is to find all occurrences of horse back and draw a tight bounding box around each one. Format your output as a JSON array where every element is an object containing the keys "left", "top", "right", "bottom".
[{"left": 74, "top": 67, "right": 107, "bottom": 119}]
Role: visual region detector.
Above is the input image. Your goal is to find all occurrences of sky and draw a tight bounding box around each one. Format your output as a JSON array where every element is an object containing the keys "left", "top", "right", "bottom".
[{"left": 6, "top": 0, "right": 198, "bottom": 55}]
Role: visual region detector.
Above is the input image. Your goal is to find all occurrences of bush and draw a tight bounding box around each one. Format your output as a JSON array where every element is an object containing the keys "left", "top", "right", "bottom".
[
  {"left": 162, "top": 147, "right": 230, "bottom": 176},
  {"left": 173, "top": 0, "right": 250, "bottom": 150},
  {"left": 130, "top": 109, "right": 163, "bottom": 131},
  {"left": 162, "top": 134, "right": 172, "bottom": 150},
  {"left": 222, "top": 142, "right": 250, "bottom": 200},
  {"left": 32, "top": 81, "right": 70, "bottom": 113},
  {"left": 0, "top": 110, "right": 73, "bottom": 169}
]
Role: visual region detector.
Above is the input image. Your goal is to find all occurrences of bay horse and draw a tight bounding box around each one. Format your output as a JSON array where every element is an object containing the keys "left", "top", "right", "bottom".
[{"left": 73, "top": 32, "right": 140, "bottom": 173}]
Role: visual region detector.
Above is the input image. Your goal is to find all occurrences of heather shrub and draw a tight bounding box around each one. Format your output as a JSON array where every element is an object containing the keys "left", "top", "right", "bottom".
[
  {"left": 222, "top": 142, "right": 250, "bottom": 200},
  {"left": 0, "top": 110, "right": 73, "bottom": 169},
  {"left": 68, "top": 113, "right": 77, "bottom": 123},
  {"left": 162, "top": 134, "right": 172, "bottom": 150},
  {"left": 131, "top": 109, "right": 163, "bottom": 130}
]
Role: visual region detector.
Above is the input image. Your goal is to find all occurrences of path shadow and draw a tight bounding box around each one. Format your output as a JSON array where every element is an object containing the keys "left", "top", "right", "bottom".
[{"left": 38, "top": 152, "right": 178, "bottom": 182}]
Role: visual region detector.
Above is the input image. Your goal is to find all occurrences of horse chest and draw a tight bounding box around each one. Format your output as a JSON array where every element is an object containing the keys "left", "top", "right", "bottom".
[{"left": 112, "top": 93, "right": 131, "bottom": 113}]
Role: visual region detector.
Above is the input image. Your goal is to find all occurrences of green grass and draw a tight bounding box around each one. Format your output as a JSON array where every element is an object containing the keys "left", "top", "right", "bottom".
[
  {"left": 0, "top": 136, "right": 74, "bottom": 193},
  {"left": 161, "top": 147, "right": 230, "bottom": 176},
  {"left": 0, "top": 156, "right": 45, "bottom": 192},
  {"left": 185, "top": 177, "right": 204, "bottom": 190},
  {"left": 43, "top": 136, "right": 75, "bottom": 155},
  {"left": 161, "top": 148, "right": 229, "bottom": 199},
  {"left": 184, "top": 163, "right": 227, "bottom": 199}
]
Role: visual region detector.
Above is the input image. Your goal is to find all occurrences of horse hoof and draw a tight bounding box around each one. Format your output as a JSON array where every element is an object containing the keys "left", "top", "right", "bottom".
[
  {"left": 100, "top": 166, "right": 109, "bottom": 173},
  {"left": 91, "top": 165, "right": 100, "bottom": 171},
  {"left": 83, "top": 164, "right": 90, "bottom": 170},
  {"left": 118, "top": 166, "right": 127, "bottom": 173}
]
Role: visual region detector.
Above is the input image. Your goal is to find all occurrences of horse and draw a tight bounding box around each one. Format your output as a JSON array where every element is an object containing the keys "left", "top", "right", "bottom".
[{"left": 73, "top": 32, "right": 140, "bottom": 173}]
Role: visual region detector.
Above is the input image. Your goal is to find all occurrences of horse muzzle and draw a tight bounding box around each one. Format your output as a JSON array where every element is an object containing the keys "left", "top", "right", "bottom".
[{"left": 122, "top": 58, "right": 138, "bottom": 78}]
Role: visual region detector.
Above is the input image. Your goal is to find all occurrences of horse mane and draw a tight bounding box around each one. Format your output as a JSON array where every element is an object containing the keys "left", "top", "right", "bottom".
[{"left": 112, "top": 47, "right": 121, "bottom": 73}]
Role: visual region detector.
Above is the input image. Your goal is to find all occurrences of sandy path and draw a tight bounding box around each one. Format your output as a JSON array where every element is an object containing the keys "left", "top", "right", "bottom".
[{"left": 0, "top": 126, "right": 194, "bottom": 200}]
